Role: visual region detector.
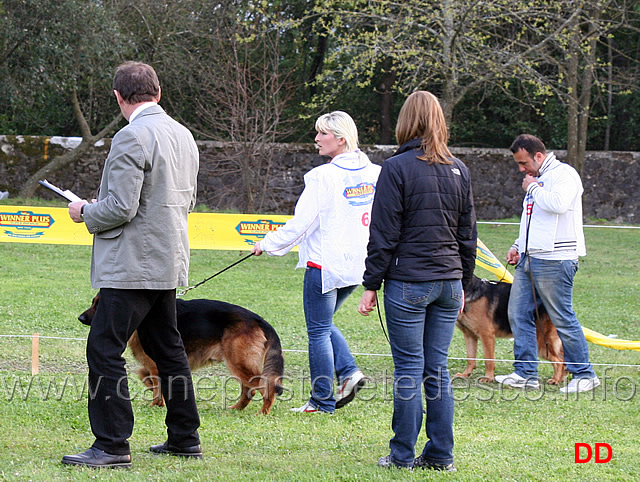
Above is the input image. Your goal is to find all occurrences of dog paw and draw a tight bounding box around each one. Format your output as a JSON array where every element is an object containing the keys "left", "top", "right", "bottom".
[
  {"left": 229, "top": 402, "right": 248, "bottom": 411},
  {"left": 453, "top": 372, "right": 470, "bottom": 379}
]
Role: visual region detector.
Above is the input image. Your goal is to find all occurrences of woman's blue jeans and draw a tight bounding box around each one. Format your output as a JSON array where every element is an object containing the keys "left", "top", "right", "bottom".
[
  {"left": 303, "top": 267, "right": 359, "bottom": 412},
  {"left": 508, "top": 255, "right": 596, "bottom": 379},
  {"left": 383, "top": 279, "right": 461, "bottom": 467}
]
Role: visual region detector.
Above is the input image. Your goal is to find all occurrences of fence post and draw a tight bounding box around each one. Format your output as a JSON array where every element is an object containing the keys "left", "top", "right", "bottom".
[{"left": 32, "top": 333, "right": 39, "bottom": 375}]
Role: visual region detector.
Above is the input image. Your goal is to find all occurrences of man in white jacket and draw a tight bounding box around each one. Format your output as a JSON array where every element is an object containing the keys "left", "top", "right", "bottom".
[{"left": 495, "top": 134, "right": 599, "bottom": 393}]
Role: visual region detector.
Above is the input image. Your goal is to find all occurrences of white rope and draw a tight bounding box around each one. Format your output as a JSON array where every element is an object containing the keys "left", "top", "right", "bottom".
[
  {"left": 284, "top": 348, "right": 640, "bottom": 368},
  {"left": 447, "top": 356, "right": 640, "bottom": 369},
  {"left": 478, "top": 221, "right": 640, "bottom": 229},
  {"left": 0, "top": 334, "right": 87, "bottom": 341},
  {"left": 284, "top": 348, "right": 393, "bottom": 357},
  {"left": 2, "top": 336, "right": 640, "bottom": 368}
]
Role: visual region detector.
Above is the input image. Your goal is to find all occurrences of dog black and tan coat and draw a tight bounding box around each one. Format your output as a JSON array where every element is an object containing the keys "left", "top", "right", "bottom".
[
  {"left": 455, "top": 276, "right": 568, "bottom": 384},
  {"left": 79, "top": 294, "right": 284, "bottom": 415}
]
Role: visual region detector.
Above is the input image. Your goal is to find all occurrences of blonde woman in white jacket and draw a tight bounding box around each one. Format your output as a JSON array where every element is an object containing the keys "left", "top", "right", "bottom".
[{"left": 252, "top": 111, "right": 381, "bottom": 413}]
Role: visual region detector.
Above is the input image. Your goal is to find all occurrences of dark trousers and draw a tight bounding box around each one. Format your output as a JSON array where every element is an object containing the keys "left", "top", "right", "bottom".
[{"left": 87, "top": 288, "right": 200, "bottom": 455}]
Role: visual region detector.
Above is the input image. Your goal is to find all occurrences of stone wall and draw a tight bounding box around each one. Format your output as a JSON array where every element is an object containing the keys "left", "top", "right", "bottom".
[{"left": 1, "top": 135, "right": 638, "bottom": 222}]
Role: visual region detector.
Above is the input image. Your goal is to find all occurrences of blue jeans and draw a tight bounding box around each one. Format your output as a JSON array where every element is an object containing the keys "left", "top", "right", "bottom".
[
  {"left": 383, "top": 279, "right": 461, "bottom": 467},
  {"left": 508, "top": 255, "right": 596, "bottom": 379},
  {"left": 303, "top": 267, "right": 359, "bottom": 413}
]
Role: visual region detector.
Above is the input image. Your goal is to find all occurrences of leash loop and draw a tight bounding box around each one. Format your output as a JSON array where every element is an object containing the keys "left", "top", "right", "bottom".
[{"left": 177, "top": 253, "right": 254, "bottom": 297}]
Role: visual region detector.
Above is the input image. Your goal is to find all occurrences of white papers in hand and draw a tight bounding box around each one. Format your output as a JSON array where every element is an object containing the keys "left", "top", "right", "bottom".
[{"left": 38, "top": 179, "right": 82, "bottom": 202}]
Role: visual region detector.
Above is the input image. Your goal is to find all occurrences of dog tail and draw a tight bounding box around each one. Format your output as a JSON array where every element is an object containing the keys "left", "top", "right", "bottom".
[{"left": 260, "top": 321, "right": 285, "bottom": 396}]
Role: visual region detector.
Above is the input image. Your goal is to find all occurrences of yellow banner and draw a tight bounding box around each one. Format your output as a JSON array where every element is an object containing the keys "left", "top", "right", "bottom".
[
  {"left": 475, "top": 238, "right": 514, "bottom": 283},
  {"left": 3, "top": 205, "right": 639, "bottom": 351},
  {"left": 472, "top": 237, "right": 640, "bottom": 351},
  {"left": 189, "top": 212, "right": 293, "bottom": 250},
  {"left": 0, "top": 205, "right": 293, "bottom": 250}
]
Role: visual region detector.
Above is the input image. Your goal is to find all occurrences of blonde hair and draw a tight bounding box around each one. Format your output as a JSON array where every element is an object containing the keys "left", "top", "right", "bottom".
[
  {"left": 395, "top": 91, "right": 452, "bottom": 164},
  {"left": 315, "top": 111, "right": 359, "bottom": 153}
]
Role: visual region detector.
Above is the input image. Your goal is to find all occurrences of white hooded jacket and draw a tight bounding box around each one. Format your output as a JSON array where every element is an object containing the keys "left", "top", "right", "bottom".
[
  {"left": 260, "top": 150, "right": 381, "bottom": 292},
  {"left": 514, "top": 152, "right": 586, "bottom": 259}
]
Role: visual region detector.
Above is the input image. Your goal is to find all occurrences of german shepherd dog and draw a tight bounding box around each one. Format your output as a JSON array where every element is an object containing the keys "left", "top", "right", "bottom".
[
  {"left": 455, "top": 276, "right": 568, "bottom": 384},
  {"left": 78, "top": 293, "right": 285, "bottom": 415}
]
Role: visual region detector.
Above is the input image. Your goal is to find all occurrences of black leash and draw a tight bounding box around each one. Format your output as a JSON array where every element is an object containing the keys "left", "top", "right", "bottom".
[
  {"left": 177, "top": 253, "right": 254, "bottom": 297},
  {"left": 524, "top": 202, "right": 542, "bottom": 322},
  {"left": 375, "top": 292, "right": 390, "bottom": 344},
  {"left": 498, "top": 262, "right": 512, "bottom": 283},
  {"left": 523, "top": 200, "right": 547, "bottom": 357}
]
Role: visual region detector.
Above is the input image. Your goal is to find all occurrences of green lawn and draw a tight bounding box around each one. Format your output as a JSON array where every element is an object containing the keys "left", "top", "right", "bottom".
[{"left": 1, "top": 220, "right": 639, "bottom": 480}]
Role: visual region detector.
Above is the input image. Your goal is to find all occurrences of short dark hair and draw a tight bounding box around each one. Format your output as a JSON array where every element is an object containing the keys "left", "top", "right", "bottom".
[
  {"left": 509, "top": 134, "right": 546, "bottom": 157},
  {"left": 112, "top": 61, "right": 160, "bottom": 104}
]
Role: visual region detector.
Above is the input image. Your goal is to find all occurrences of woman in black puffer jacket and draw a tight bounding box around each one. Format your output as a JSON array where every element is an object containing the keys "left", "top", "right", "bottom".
[{"left": 358, "top": 91, "right": 477, "bottom": 472}]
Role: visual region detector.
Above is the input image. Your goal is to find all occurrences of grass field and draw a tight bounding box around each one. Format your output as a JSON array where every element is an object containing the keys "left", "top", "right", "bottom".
[{"left": 1, "top": 215, "right": 639, "bottom": 481}]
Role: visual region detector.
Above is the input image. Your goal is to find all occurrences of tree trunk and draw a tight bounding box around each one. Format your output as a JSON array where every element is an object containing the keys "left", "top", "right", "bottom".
[
  {"left": 308, "top": 32, "right": 327, "bottom": 98},
  {"left": 604, "top": 36, "right": 613, "bottom": 151},
  {"left": 379, "top": 57, "right": 396, "bottom": 144},
  {"left": 565, "top": 21, "right": 579, "bottom": 168},
  {"left": 575, "top": 11, "right": 600, "bottom": 175},
  {"left": 19, "top": 90, "right": 122, "bottom": 198},
  {"left": 565, "top": 7, "right": 600, "bottom": 175},
  {"left": 440, "top": 0, "right": 456, "bottom": 124}
]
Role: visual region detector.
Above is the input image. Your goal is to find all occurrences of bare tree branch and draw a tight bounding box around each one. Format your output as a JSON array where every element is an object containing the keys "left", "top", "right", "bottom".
[{"left": 19, "top": 93, "right": 122, "bottom": 198}]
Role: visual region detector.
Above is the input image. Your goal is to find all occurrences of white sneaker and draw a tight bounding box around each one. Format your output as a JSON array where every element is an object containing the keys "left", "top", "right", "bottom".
[
  {"left": 335, "top": 370, "right": 366, "bottom": 409},
  {"left": 560, "top": 376, "right": 600, "bottom": 394},
  {"left": 494, "top": 372, "right": 540, "bottom": 389},
  {"left": 290, "top": 401, "right": 328, "bottom": 413}
]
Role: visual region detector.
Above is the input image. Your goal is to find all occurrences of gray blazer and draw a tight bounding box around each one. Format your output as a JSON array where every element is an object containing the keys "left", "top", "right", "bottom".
[{"left": 82, "top": 105, "right": 199, "bottom": 289}]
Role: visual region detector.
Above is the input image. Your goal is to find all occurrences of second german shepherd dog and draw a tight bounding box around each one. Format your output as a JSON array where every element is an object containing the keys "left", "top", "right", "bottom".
[
  {"left": 455, "top": 276, "right": 568, "bottom": 384},
  {"left": 78, "top": 293, "right": 285, "bottom": 415}
]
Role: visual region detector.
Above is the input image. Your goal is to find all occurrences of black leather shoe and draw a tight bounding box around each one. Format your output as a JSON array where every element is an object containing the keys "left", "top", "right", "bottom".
[
  {"left": 149, "top": 441, "right": 203, "bottom": 459},
  {"left": 413, "top": 454, "right": 456, "bottom": 472},
  {"left": 62, "top": 447, "right": 132, "bottom": 468}
]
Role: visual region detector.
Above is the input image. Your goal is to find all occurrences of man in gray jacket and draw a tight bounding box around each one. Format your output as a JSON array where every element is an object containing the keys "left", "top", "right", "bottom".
[{"left": 64, "top": 61, "right": 201, "bottom": 468}]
